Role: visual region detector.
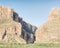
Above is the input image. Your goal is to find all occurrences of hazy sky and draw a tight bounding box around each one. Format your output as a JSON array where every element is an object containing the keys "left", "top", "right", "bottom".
[{"left": 0, "top": 0, "right": 60, "bottom": 27}]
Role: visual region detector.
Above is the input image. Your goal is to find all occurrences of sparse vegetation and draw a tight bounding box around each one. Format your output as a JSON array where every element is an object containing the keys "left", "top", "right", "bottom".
[{"left": 0, "top": 43, "right": 60, "bottom": 48}]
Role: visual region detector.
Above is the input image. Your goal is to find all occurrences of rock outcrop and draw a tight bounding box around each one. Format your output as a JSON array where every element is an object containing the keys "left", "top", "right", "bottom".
[
  {"left": 0, "top": 6, "right": 26, "bottom": 43},
  {"left": 0, "top": 6, "right": 37, "bottom": 43},
  {"left": 35, "top": 8, "right": 60, "bottom": 43},
  {"left": 21, "top": 21, "right": 37, "bottom": 43}
]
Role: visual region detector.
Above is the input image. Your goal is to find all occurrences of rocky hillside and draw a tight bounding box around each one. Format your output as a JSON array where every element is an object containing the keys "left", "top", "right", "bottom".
[
  {"left": 0, "top": 6, "right": 37, "bottom": 43},
  {"left": 35, "top": 8, "right": 60, "bottom": 43}
]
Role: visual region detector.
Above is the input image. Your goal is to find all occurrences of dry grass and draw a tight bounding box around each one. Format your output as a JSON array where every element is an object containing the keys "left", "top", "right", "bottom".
[{"left": 0, "top": 43, "right": 60, "bottom": 48}]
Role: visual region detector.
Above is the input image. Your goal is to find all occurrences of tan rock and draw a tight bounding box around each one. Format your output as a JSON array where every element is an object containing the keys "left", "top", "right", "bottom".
[
  {"left": 0, "top": 6, "right": 37, "bottom": 44},
  {"left": 0, "top": 6, "right": 13, "bottom": 19},
  {"left": 0, "top": 6, "right": 26, "bottom": 43},
  {"left": 48, "top": 8, "right": 60, "bottom": 21},
  {"left": 35, "top": 8, "right": 60, "bottom": 43}
]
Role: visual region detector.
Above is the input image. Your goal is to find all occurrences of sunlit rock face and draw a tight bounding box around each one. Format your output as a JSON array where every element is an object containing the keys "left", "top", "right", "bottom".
[
  {"left": 0, "top": 6, "right": 26, "bottom": 43},
  {"left": 48, "top": 8, "right": 60, "bottom": 21},
  {"left": 35, "top": 8, "right": 60, "bottom": 43},
  {"left": 0, "top": 6, "right": 13, "bottom": 19},
  {"left": 0, "top": 6, "right": 37, "bottom": 43}
]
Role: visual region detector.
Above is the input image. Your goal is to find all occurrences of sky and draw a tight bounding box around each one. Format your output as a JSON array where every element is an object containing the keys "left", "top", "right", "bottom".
[{"left": 0, "top": 0, "right": 60, "bottom": 27}]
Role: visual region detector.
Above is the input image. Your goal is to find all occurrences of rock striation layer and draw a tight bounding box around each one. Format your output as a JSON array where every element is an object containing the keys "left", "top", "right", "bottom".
[
  {"left": 0, "top": 6, "right": 37, "bottom": 43},
  {"left": 35, "top": 8, "right": 60, "bottom": 43}
]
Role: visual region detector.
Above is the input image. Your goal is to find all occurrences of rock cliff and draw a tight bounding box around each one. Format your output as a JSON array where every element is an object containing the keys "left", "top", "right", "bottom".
[
  {"left": 0, "top": 6, "right": 37, "bottom": 43},
  {"left": 35, "top": 8, "right": 60, "bottom": 43}
]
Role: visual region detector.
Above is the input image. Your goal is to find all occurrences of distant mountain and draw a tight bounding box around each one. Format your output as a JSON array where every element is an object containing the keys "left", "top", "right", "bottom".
[
  {"left": 35, "top": 8, "right": 60, "bottom": 43},
  {"left": 0, "top": 6, "right": 37, "bottom": 44}
]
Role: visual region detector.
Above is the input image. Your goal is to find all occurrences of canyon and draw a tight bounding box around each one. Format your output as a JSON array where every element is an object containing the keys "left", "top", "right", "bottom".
[{"left": 0, "top": 6, "right": 37, "bottom": 44}]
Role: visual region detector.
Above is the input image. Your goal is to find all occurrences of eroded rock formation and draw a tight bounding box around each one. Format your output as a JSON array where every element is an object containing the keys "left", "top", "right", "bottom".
[
  {"left": 35, "top": 8, "right": 60, "bottom": 43},
  {"left": 0, "top": 6, "right": 37, "bottom": 43}
]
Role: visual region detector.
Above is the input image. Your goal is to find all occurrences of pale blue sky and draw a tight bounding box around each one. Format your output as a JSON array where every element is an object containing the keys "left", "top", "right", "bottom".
[{"left": 0, "top": 0, "right": 60, "bottom": 27}]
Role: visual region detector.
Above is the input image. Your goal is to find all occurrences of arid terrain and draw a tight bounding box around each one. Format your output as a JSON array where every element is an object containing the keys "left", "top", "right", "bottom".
[
  {"left": 0, "top": 6, "right": 60, "bottom": 48},
  {"left": 35, "top": 8, "right": 60, "bottom": 43},
  {"left": 0, "top": 6, "right": 37, "bottom": 44}
]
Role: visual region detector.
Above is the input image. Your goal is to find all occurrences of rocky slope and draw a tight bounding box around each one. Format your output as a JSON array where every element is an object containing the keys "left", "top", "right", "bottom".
[
  {"left": 35, "top": 8, "right": 60, "bottom": 43},
  {"left": 0, "top": 6, "right": 37, "bottom": 43}
]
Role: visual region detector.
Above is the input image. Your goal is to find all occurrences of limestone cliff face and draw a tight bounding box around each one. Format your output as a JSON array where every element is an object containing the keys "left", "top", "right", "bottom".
[
  {"left": 35, "top": 8, "right": 60, "bottom": 43},
  {"left": 0, "top": 6, "right": 13, "bottom": 20},
  {"left": 48, "top": 8, "right": 60, "bottom": 21},
  {"left": 0, "top": 6, "right": 37, "bottom": 43},
  {"left": 0, "top": 6, "right": 26, "bottom": 43}
]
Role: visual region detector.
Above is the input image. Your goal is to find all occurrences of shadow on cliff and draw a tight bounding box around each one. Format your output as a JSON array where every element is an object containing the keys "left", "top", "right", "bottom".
[{"left": 13, "top": 11, "right": 37, "bottom": 44}]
